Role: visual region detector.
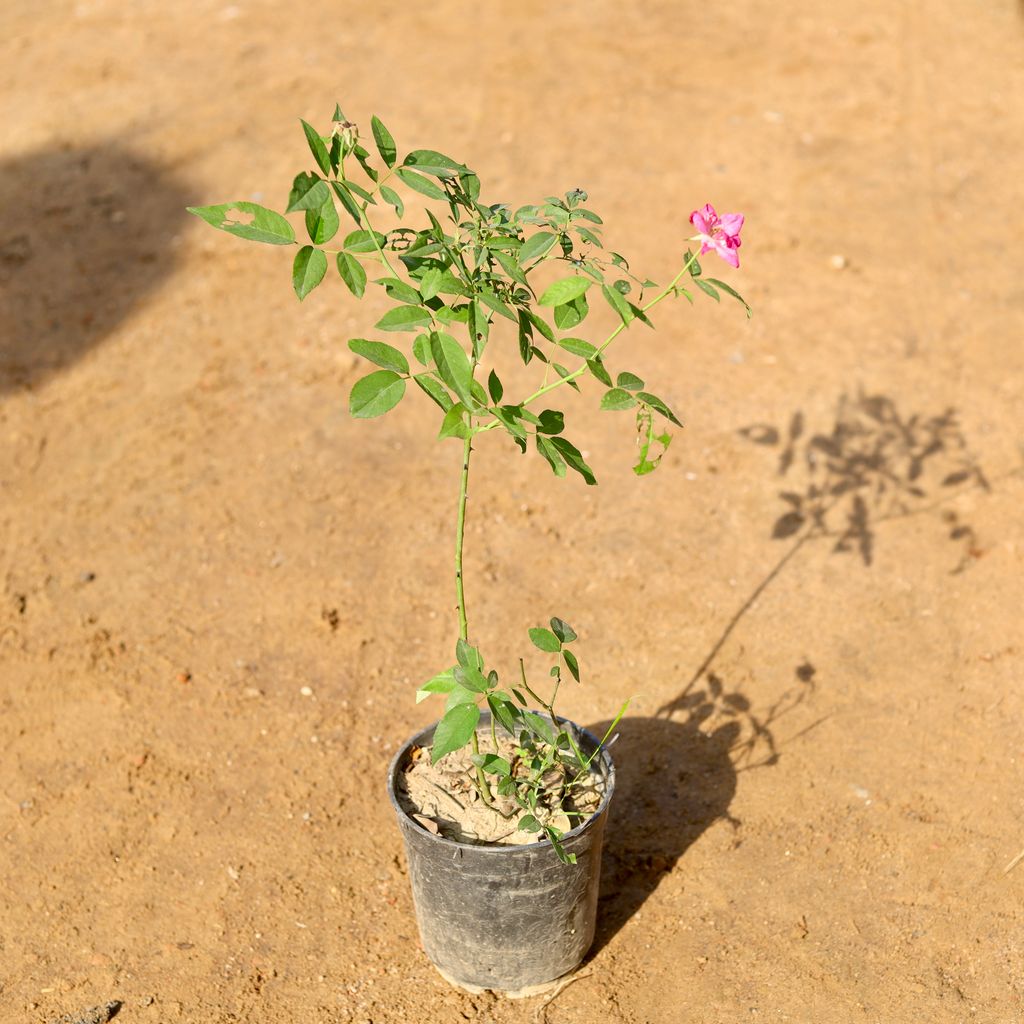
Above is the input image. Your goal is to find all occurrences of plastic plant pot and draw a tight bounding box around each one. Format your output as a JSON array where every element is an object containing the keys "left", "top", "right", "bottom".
[{"left": 387, "top": 714, "right": 616, "bottom": 994}]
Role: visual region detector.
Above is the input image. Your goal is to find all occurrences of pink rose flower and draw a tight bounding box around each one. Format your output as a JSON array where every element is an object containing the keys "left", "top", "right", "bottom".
[{"left": 689, "top": 203, "right": 744, "bottom": 268}]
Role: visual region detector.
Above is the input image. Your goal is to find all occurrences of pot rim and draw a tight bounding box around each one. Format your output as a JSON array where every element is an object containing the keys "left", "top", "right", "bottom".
[{"left": 387, "top": 711, "right": 617, "bottom": 855}]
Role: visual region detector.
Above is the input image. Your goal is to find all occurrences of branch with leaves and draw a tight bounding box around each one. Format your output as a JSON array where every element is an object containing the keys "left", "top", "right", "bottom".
[{"left": 188, "top": 106, "right": 749, "bottom": 862}]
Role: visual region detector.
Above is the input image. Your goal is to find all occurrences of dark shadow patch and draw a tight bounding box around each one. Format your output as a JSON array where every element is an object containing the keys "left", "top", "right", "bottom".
[
  {"left": 0, "top": 144, "right": 191, "bottom": 394},
  {"left": 585, "top": 714, "right": 738, "bottom": 955},
  {"left": 740, "top": 389, "right": 991, "bottom": 572}
]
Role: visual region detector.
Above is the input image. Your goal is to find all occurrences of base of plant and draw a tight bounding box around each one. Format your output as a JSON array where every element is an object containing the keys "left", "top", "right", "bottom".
[{"left": 397, "top": 722, "right": 605, "bottom": 847}]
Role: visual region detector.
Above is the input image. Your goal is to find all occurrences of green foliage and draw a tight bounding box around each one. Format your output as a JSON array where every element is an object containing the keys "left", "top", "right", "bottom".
[
  {"left": 187, "top": 202, "right": 295, "bottom": 245},
  {"left": 432, "top": 703, "right": 481, "bottom": 763},
  {"left": 292, "top": 246, "right": 327, "bottom": 300},
  {"left": 349, "top": 370, "right": 406, "bottom": 418},
  {"left": 188, "top": 106, "right": 750, "bottom": 849}
]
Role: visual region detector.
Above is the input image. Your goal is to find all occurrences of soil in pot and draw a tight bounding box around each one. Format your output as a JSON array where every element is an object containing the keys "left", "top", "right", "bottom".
[{"left": 396, "top": 729, "right": 606, "bottom": 845}]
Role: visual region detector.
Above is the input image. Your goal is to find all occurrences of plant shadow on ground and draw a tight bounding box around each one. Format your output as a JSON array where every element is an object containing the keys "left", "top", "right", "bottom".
[
  {"left": 0, "top": 144, "right": 190, "bottom": 395},
  {"left": 587, "top": 388, "right": 995, "bottom": 954}
]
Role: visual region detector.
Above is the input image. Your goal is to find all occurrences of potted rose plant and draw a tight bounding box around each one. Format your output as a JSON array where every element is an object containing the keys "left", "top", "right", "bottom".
[{"left": 188, "top": 106, "right": 748, "bottom": 993}]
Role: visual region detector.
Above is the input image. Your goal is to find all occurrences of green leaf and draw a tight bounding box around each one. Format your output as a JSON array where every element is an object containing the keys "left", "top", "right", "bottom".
[
  {"left": 419, "top": 267, "right": 443, "bottom": 301},
  {"left": 439, "top": 403, "right": 471, "bottom": 440},
  {"left": 453, "top": 663, "right": 489, "bottom": 694},
  {"left": 522, "top": 712, "right": 556, "bottom": 745},
  {"left": 539, "top": 277, "right": 591, "bottom": 307},
  {"left": 305, "top": 197, "right": 339, "bottom": 244},
  {"left": 536, "top": 409, "right": 564, "bottom": 435},
  {"left": 695, "top": 278, "right": 720, "bottom": 302},
  {"left": 348, "top": 338, "right": 409, "bottom": 374},
  {"left": 601, "top": 387, "right": 637, "bottom": 412},
  {"left": 379, "top": 184, "right": 404, "bottom": 217},
  {"left": 553, "top": 293, "right": 588, "bottom": 330},
  {"left": 479, "top": 288, "right": 517, "bottom": 322},
  {"left": 416, "top": 668, "right": 456, "bottom": 704},
  {"left": 378, "top": 277, "right": 421, "bottom": 305},
  {"left": 491, "top": 406, "right": 527, "bottom": 441},
  {"left": 638, "top": 391, "right": 683, "bottom": 426},
  {"left": 573, "top": 208, "right": 603, "bottom": 224},
  {"left": 492, "top": 249, "right": 528, "bottom": 286},
  {"left": 518, "top": 814, "right": 542, "bottom": 833},
  {"left": 487, "top": 369, "right": 503, "bottom": 404},
  {"left": 352, "top": 143, "right": 379, "bottom": 183},
  {"left": 552, "top": 364, "right": 580, "bottom": 392},
  {"left": 344, "top": 179, "right": 376, "bottom": 205},
  {"left": 343, "top": 228, "right": 387, "bottom": 254},
  {"left": 586, "top": 356, "right": 613, "bottom": 387},
  {"left": 474, "top": 753, "right": 511, "bottom": 777},
  {"left": 396, "top": 167, "right": 447, "bottom": 200},
  {"left": 376, "top": 305, "right": 432, "bottom": 332},
  {"left": 536, "top": 435, "right": 567, "bottom": 477},
  {"left": 445, "top": 685, "right": 478, "bottom": 711},
  {"left": 292, "top": 246, "right": 327, "bottom": 300},
  {"left": 487, "top": 693, "right": 520, "bottom": 734},
  {"left": 431, "top": 703, "right": 481, "bottom": 763},
  {"left": 287, "top": 172, "right": 331, "bottom": 214},
  {"left": 300, "top": 119, "right": 332, "bottom": 176},
  {"left": 459, "top": 170, "right": 481, "bottom": 202},
  {"left": 336, "top": 252, "right": 367, "bottom": 297},
  {"left": 519, "top": 231, "right": 558, "bottom": 264},
  {"left": 523, "top": 309, "right": 554, "bottom": 342},
  {"left": 413, "top": 373, "right": 453, "bottom": 412},
  {"left": 429, "top": 332, "right": 474, "bottom": 408},
  {"left": 601, "top": 282, "right": 634, "bottom": 325},
  {"left": 706, "top": 277, "right": 752, "bottom": 317},
  {"left": 517, "top": 312, "right": 533, "bottom": 364},
  {"left": 412, "top": 334, "right": 431, "bottom": 366},
  {"left": 187, "top": 202, "right": 296, "bottom": 245},
  {"left": 550, "top": 618, "right": 577, "bottom": 643},
  {"left": 557, "top": 337, "right": 597, "bottom": 359},
  {"left": 529, "top": 627, "right": 561, "bottom": 653},
  {"left": 349, "top": 370, "right": 406, "bottom": 418},
  {"left": 617, "top": 371, "right": 645, "bottom": 391},
  {"left": 456, "top": 638, "right": 483, "bottom": 671},
  {"left": 550, "top": 437, "right": 597, "bottom": 485},
  {"left": 563, "top": 649, "right": 580, "bottom": 682},
  {"left": 403, "top": 149, "right": 466, "bottom": 177},
  {"left": 370, "top": 115, "right": 397, "bottom": 168},
  {"left": 329, "top": 180, "right": 363, "bottom": 226}
]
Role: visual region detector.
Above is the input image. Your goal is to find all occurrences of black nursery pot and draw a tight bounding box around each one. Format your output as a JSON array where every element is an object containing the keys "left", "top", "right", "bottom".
[{"left": 387, "top": 714, "right": 616, "bottom": 993}]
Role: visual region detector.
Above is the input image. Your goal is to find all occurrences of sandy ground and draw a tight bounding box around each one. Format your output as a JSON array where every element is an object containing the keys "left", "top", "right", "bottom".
[{"left": 2, "top": 1, "right": 1023, "bottom": 1021}]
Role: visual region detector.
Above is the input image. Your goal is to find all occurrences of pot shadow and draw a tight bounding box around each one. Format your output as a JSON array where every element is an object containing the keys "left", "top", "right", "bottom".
[
  {"left": 0, "top": 143, "right": 191, "bottom": 394},
  {"left": 584, "top": 711, "right": 739, "bottom": 953},
  {"left": 585, "top": 665, "right": 816, "bottom": 956}
]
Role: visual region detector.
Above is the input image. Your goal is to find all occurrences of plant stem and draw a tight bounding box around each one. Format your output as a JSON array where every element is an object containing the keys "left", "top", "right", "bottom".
[
  {"left": 455, "top": 433, "right": 472, "bottom": 642},
  {"left": 454, "top": 362, "right": 494, "bottom": 807}
]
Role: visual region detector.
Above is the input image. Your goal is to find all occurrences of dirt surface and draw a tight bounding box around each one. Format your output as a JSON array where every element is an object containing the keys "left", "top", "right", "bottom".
[
  {"left": 397, "top": 727, "right": 604, "bottom": 845},
  {"left": 2, "top": 1, "right": 1023, "bottom": 1021}
]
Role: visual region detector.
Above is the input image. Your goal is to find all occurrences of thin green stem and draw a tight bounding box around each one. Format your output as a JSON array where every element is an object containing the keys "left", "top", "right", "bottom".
[
  {"left": 455, "top": 433, "right": 472, "bottom": 642},
  {"left": 452, "top": 312, "right": 495, "bottom": 807}
]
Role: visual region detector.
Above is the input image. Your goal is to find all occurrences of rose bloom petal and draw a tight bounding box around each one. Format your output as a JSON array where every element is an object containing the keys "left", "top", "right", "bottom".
[{"left": 719, "top": 212, "right": 744, "bottom": 238}]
